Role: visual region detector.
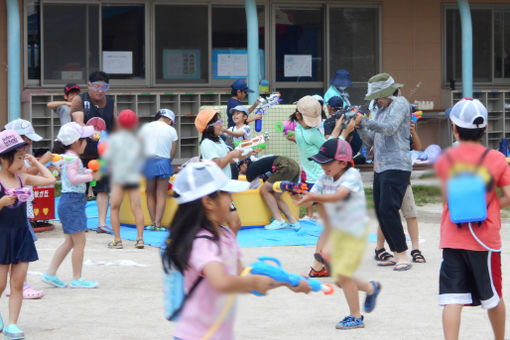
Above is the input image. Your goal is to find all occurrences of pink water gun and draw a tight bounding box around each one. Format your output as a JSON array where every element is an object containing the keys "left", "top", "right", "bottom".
[{"left": 275, "top": 120, "right": 297, "bottom": 137}]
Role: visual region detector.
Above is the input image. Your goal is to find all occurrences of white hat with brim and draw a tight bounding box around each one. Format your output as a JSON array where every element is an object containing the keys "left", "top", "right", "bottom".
[
  {"left": 4, "top": 119, "right": 43, "bottom": 142},
  {"left": 173, "top": 161, "right": 249, "bottom": 204},
  {"left": 297, "top": 95, "right": 322, "bottom": 127},
  {"left": 365, "top": 73, "right": 404, "bottom": 101},
  {"left": 56, "top": 122, "right": 95, "bottom": 146}
]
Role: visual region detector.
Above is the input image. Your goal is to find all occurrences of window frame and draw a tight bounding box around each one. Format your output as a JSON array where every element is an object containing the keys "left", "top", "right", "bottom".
[{"left": 442, "top": 3, "right": 510, "bottom": 88}]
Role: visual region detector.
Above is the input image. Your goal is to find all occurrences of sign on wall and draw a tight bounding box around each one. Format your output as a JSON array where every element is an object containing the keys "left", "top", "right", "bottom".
[
  {"left": 162, "top": 49, "right": 201, "bottom": 79},
  {"left": 212, "top": 49, "right": 265, "bottom": 79},
  {"left": 103, "top": 51, "right": 133, "bottom": 74},
  {"left": 284, "top": 54, "right": 311, "bottom": 77}
]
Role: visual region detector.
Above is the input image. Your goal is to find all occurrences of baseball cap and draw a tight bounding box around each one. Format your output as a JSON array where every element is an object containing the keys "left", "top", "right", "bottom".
[
  {"left": 297, "top": 95, "right": 322, "bottom": 127},
  {"left": 195, "top": 109, "right": 219, "bottom": 133},
  {"left": 312, "top": 94, "right": 324, "bottom": 104},
  {"left": 64, "top": 83, "right": 80, "bottom": 95},
  {"left": 229, "top": 105, "right": 249, "bottom": 116},
  {"left": 56, "top": 122, "right": 95, "bottom": 146},
  {"left": 449, "top": 98, "right": 487, "bottom": 129},
  {"left": 4, "top": 119, "right": 43, "bottom": 142},
  {"left": 173, "top": 160, "right": 249, "bottom": 204},
  {"left": 118, "top": 109, "right": 139, "bottom": 129},
  {"left": 327, "top": 96, "right": 344, "bottom": 109},
  {"left": 231, "top": 79, "right": 254, "bottom": 93},
  {"left": 0, "top": 130, "right": 28, "bottom": 154},
  {"left": 158, "top": 108, "right": 175, "bottom": 122},
  {"left": 309, "top": 138, "right": 352, "bottom": 164}
]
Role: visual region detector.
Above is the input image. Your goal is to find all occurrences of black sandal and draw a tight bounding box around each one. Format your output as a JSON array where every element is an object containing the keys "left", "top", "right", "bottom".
[
  {"left": 411, "top": 249, "right": 426, "bottom": 263},
  {"left": 374, "top": 248, "right": 393, "bottom": 261}
]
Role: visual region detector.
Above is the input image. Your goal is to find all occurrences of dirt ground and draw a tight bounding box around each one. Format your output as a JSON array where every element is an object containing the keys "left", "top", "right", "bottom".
[{"left": 2, "top": 203, "right": 510, "bottom": 340}]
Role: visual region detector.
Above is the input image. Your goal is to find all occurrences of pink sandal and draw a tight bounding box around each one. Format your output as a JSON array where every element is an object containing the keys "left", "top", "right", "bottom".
[{"left": 5, "top": 284, "right": 45, "bottom": 299}]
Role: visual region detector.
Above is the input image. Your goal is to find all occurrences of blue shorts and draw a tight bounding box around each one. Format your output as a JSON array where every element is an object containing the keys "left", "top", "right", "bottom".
[
  {"left": 58, "top": 192, "right": 87, "bottom": 234},
  {"left": 143, "top": 158, "right": 174, "bottom": 179}
]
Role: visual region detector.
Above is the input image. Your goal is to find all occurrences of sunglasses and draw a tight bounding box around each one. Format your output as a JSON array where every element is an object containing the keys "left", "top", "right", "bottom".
[
  {"left": 207, "top": 119, "right": 223, "bottom": 128},
  {"left": 89, "top": 81, "right": 110, "bottom": 92}
]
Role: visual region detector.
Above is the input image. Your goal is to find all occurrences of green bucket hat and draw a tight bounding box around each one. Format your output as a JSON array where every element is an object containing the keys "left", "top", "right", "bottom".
[{"left": 364, "top": 73, "right": 404, "bottom": 100}]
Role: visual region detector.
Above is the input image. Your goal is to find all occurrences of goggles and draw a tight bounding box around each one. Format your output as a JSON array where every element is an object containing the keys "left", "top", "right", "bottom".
[
  {"left": 89, "top": 81, "right": 110, "bottom": 92},
  {"left": 207, "top": 119, "right": 223, "bottom": 128}
]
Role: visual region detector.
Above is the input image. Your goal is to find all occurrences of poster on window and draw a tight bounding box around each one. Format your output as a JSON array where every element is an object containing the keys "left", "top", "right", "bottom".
[
  {"left": 162, "top": 49, "right": 201, "bottom": 79},
  {"left": 284, "top": 54, "right": 312, "bottom": 77},
  {"left": 212, "top": 49, "right": 265, "bottom": 79},
  {"left": 103, "top": 51, "right": 133, "bottom": 74}
]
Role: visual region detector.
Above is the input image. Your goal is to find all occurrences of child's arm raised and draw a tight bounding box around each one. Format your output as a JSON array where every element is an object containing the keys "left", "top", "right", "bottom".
[
  {"left": 295, "top": 186, "right": 351, "bottom": 206},
  {"left": 21, "top": 155, "right": 56, "bottom": 187},
  {"left": 221, "top": 127, "right": 245, "bottom": 138}
]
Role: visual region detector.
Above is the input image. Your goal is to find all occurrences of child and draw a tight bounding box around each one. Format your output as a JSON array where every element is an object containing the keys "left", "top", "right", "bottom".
[
  {"left": 238, "top": 155, "right": 301, "bottom": 230},
  {"left": 42, "top": 122, "right": 100, "bottom": 289},
  {"left": 223, "top": 105, "right": 252, "bottom": 144},
  {"left": 102, "top": 109, "right": 144, "bottom": 249},
  {"left": 139, "top": 108, "right": 178, "bottom": 231},
  {"left": 435, "top": 99, "right": 510, "bottom": 340},
  {"left": 294, "top": 138, "right": 381, "bottom": 329},
  {"left": 0, "top": 130, "right": 56, "bottom": 339},
  {"left": 226, "top": 80, "right": 260, "bottom": 129},
  {"left": 47, "top": 83, "right": 81, "bottom": 125},
  {"left": 162, "top": 161, "right": 311, "bottom": 340}
]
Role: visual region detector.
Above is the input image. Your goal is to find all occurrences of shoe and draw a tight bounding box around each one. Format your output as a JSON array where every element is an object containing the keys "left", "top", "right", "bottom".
[
  {"left": 287, "top": 222, "right": 301, "bottom": 230},
  {"left": 308, "top": 266, "right": 329, "bottom": 278},
  {"left": 3, "top": 324, "right": 25, "bottom": 339},
  {"left": 42, "top": 273, "right": 67, "bottom": 288},
  {"left": 108, "top": 239, "right": 123, "bottom": 249},
  {"left": 96, "top": 225, "right": 112, "bottom": 234},
  {"left": 336, "top": 315, "right": 364, "bottom": 329},
  {"left": 300, "top": 216, "right": 314, "bottom": 221},
  {"left": 22, "top": 284, "right": 45, "bottom": 299},
  {"left": 135, "top": 239, "right": 145, "bottom": 249},
  {"left": 314, "top": 251, "right": 331, "bottom": 272},
  {"left": 264, "top": 220, "right": 287, "bottom": 230},
  {"left": 70, "top": 278, "right": 98, "bottom": 289},
  {"left": 364, "top": 281, "right": 381, "bottom": 313}
]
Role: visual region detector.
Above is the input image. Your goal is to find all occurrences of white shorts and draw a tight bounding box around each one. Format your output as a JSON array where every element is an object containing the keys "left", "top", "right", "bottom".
[{"left": 400, "top": 185, "right": 417, "bottom": 219}]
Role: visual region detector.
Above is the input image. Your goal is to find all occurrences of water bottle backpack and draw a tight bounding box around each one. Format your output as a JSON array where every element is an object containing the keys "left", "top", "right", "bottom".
[{"left": 163, "top": 235, "right": 215, "bottom": 321}]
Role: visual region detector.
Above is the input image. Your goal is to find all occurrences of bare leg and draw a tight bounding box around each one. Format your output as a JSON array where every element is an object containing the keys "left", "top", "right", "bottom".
[
  {"left": 8, "top": 262, "right": 29, "bottom": 325},
  {"left": 128, "top": 188, "right": 145, "bottom": 240},
  {"left": 443, "top": 304, "right": 463, "bottom": 340},
  {"left": 274, "top": 192, "right": 298, "bottom": 224},
  {"left": 109, "top": 184, "right": 124, "bottom": 242},
  {"left": 145, "top": 178, "right": 157, "bottom": 225},
  {"left": 488, "top": 299, "right": 506, "bottom": 340},
  {"left": 406, "top": 217, "right": 420, "bottom": 250},
  {"left": 306, "top": 206, "right": 314, "bottom": 218},
  {"left": 312, "top": 204, "right": 330, "bottom": 271},
  {"left": 336, "top": 275, "right": 362, "bottom": 319},
  {"left": 96, "top": 192, "right": 110, "bottom": 227},
  {"left": 46, "top": 235, "right": 73, "bottom": 276},
  {"left": 260, "top": 182, "right": 284, "bottom": 221},
  {"left": 0, "top": 264, "right": 8, "bottom": 297},
  {"left": 70, "top": 232, "right": 86, "bottom": 280},
  {"left": 155, "top": 177, "right": 169, "bottom": 228}
]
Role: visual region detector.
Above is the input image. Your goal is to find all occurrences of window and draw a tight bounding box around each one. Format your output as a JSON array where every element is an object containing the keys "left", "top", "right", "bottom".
[
  {"left": 26, "top": 2, "right": 40, "bottom": 80},
  {"left": 274, "top": 7, "right": 323, "bottom": 82},
  {"left": 42, "top": 4, "right": 99, "bottom": 84},
  {"left": 102, "top": 5, "right": 145, "bottom": 80},
  {"left": 445, "top": 6, "right": 510, "bottom": 85},
  {"left": 155, "top": 5, "right": 208, "bottom": 84},
  {"left": 211, "top": 6, "right": 265, "bottom": 81}
]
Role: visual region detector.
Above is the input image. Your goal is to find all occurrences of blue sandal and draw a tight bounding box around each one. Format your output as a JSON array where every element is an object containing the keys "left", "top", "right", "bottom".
[
  {"left": 364, "top": 281, "right": 381, "bottom": 313},
  {"left": 335, "top": 315, "right": 364, "bottom": 329},
  {"left": 3, "top": 324, "right": 25, "bottom": 339}
]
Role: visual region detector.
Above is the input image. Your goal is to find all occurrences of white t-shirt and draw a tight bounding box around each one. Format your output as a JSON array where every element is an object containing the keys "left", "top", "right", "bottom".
[
  {"left": 228, "top": 124, "right": 252, "bottom": 143},
  {"left": 138, "top": 120, "right": 178, "bottom": 159},
  {"left": 310, "top": 167, "right": 368, "bottom": 237},
  {"left": 200, "top": 138, "right": 231, "bottom": 178}
]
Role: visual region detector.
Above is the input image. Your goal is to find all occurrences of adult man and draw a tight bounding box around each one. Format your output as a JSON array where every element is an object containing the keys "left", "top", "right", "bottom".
[{"left": 70, "top": 71, "right": 117, "bottom": 234}]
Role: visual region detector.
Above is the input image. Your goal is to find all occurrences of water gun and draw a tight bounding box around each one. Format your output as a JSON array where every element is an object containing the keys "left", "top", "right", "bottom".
[
  {"left": 326, "top": 105, "right": 368, "bottom": 130},
  {"left": 246, "top": 257, "right": 334, "bottom": 296},
  {"left": 233, "top": 133, "right": 269, "bottom": 160},
  {"left": 255, "top": 93, "right": 282, "bottom": 132},
  {"left": 274, "top": 120, "right": 297, "bottom": 137},
  {"left": 96, "top": 130, "right": 109, "bottom": 156},
  {"left": 272, "top": 181, "right": 309, "bottom": 194},
  {"left": 5, "top": 187, "right": 31, "bottom": 203},
  {"left": 87, "top": 159, "right": 106, "bottom": 187},
  {"left": 412, "top": 110, "right": 423, "bottom": 124}
]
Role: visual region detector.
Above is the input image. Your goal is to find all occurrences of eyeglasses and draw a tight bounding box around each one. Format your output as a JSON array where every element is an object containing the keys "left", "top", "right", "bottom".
[
  {"left": 207, "top": 119, "right": 223, "bottom": 128},
  {"left": 89, "top": 81, "right": 110, "bottom": 92}
]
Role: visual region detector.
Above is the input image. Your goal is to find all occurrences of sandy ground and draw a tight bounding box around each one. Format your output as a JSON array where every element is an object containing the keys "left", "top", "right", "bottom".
[{"left": 2, "top": 203, "right": 510, "bottom": 340}]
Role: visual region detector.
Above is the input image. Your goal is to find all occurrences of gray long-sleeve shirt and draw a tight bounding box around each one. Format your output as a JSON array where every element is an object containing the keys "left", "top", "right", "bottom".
[{"left": 358, "top": 96, "right": 412, "bottom": 173}]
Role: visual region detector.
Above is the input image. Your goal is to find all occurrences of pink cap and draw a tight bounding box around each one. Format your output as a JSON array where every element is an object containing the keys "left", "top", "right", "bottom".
[{"left": 0, "top": 130, "right": 28, "bottom": 154}]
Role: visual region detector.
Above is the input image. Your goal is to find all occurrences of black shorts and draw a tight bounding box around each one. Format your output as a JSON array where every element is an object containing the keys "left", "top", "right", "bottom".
[
  {"left": 122, "top": 183, "right": 139, "bottom": 190},
  {"left": 439, "top": 248, "right": 502, "bottom": 309}
]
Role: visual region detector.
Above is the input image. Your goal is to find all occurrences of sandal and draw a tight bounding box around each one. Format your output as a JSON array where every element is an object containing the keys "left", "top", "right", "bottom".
[
  {"left": 313, "top": 251, "right": 331, "bottom": 272},
  {"left": 135, "top": 239, "right": 145, "bottom": 249},
  {"left": 411, "top": 249, "right": 426, "bottom": 263},
  {"left": 393, "top": 262, "right": 412, "bottom": 271},
  {"left": 96, "top": 225, "right": 113, "bottom": 234},
  {"left": 22, "top": 284, "right": 45, "bottom": 299},
  {"left": 308, "top": 266, "right": 329, "bottom": 278},
  {"left": 374, "top": 248, "right": 396, "bottom": 267},
  {"left": 107, "top": 239, "right": 123, "bottom": 249}
]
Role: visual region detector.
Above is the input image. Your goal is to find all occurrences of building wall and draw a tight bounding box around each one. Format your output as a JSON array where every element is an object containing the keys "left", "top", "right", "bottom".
[{"left": 0, "top": 1, "right": 7, "bottom": 128}]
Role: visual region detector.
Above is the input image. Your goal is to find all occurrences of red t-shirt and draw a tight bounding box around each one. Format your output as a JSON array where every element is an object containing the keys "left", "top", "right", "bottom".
[{"left": 435, "top": 143, "right": 510, "bottom": 251}]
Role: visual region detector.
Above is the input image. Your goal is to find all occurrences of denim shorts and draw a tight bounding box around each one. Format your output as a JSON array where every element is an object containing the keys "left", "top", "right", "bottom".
[
  {"left": 58, "top": 192, "right": 87, "bottom": 234},
  {"left": 143, "top": 158, "right": 174, "bottom": 179}
]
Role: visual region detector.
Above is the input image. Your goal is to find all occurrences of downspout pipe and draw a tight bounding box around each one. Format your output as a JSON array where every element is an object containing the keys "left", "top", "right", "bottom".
[
  {"left": 6, "top": 0, "right": 21, "bottom": 121},
  {"left": 244, "top": 0, "right": 259, "bottom": 103},
  {"left": 457, "top": 0, "right": 473, "bottom": 98}
]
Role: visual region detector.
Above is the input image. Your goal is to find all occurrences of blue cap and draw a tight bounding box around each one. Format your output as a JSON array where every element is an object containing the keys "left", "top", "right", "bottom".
[
  {"left": 229, "top": 105, "right": 249, "bottom": 116},
  {"left": 231, "top": 80, "right": 254, "bottom": 93},
  {"left": 330, "top": 69, "right": 352, "bottom": 87},
  {"left": 327, "top": 96, "right": 344, "bottom": 109},
  {"left": 158, "top": 108, "right": 175, "bottom": 122}
]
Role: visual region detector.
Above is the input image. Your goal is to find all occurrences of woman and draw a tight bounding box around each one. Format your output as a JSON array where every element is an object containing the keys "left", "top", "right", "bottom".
[{"left": 355, "top": 73, "right": 413, "bottom": 271}]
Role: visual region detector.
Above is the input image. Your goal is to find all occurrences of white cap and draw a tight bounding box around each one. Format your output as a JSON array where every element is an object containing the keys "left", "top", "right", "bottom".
[
  {"left": 312, "top": 94, "right": 324, "bottom": 104},
  {"left": 173, "top": 161, "right": 249, "bottom": 204},
  {"left": 56, "top": 122, "right": 95, "bottom": 146},
  {"left": 158, "top": 109, "right": 175, "bottom": 122},
  {"left": 229, "top": 105, "right": 249, "bottom": 116},
  {"left": 449, "top": 98, "right": 487, "bottom": 129},
  {"left": 4, "top": 119, "right": 43, "bottom": 142}
]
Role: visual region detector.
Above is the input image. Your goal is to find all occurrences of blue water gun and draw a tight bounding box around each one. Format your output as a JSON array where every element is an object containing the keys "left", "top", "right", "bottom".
[
  {"left": 246, "top": 257, "right": 334, "bottom": 296},
  {"left": 255, "top": 93, "right": 282, "bottom": 132},
  {"left": 411, "top": 110, "right": 423, "bottom": 124}
]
